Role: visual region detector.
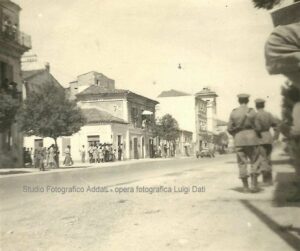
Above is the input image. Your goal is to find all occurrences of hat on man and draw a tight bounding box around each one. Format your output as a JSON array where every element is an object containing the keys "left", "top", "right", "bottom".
[
  {"left": 255, "top": 98, "right": 265, "bottom": 104},
  {"left": 237, "top": 93, "right": 250, "bottom": 98}
]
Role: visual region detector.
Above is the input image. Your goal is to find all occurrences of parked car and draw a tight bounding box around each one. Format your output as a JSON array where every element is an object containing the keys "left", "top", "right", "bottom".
[{"left": 196, "top": 148, "right": 215, "bottom": 158}]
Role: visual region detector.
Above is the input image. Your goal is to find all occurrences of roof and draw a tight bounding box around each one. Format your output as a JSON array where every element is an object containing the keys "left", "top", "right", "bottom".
[
  {"left": 77, "top": 71, "right": 114, "bottom": 81},
  {"left": 77, "top": 85, "right": 129, "bottom": 96},
  {"left": 22, "top": 69, "right": 45, "bottom": 80},
  {"left": 22, "top": 68, "right": 65, "bottom": 94},
  {"left": 217, "top": 119, "right": 227, "bottom": 126},
  {"left": 196, "top": 87, "right": 218, "bottom": 97},
  {"left": 82, "top": 108, "right": 127, "bottom": 124},
  {"left": 76, "top": 85, "right": 158, "bottom": 104},
  {"left": 157, "top": 89, "right": 191, "bottom": 98}
]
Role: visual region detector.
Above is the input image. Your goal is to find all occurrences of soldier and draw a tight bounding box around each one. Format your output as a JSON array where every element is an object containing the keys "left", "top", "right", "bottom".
[
  {"left": 227, "top": 94, "right": 260, "bottom": 193},
  {"left": 254, "top": 98, "right": 279, "bottom": 186}
]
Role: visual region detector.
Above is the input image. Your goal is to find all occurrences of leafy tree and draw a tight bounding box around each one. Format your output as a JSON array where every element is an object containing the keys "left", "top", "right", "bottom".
[
  {"left": 153, "top": 114, "right": 180, "bottom": 142},
  {"left": 251, "top": 0, "right": 300, "bottom": 9},
  {"left": 213, "top": 132, "right": 229, "bottom": 154},
  {"left": 18, "top": 82, "right": 86, "bottom": 166},
  {"left": 252, "top": 0, "right": 282, "bottom": 10}
]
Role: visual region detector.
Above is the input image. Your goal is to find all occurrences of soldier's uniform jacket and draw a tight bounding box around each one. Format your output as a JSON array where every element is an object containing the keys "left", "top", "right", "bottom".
[
  {"left": 254, "top": 110, "right": 278, "bottom": 145},
  {"left": 227, "top": 105, "right": 259, "bottom": 147}
]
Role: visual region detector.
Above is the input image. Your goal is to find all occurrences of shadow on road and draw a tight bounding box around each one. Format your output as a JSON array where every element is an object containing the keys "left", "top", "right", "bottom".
[
  {"left": 240, "top": 200, "right": 300, "bottom": 251},
  {"left": 231, "top": 187, "right": 264, "bottom": 193},
  {"left": 0, "top": 171, "right": 31, "bottom": 175}
]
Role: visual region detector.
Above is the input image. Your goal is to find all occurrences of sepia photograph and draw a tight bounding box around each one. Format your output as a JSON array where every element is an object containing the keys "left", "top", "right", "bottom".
[{"left": 0, "top": 0, "right": 300, "bottom": 250}]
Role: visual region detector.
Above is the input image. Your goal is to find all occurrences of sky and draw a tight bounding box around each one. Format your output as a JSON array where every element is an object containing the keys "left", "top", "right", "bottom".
[{"left": 15, "top": 0, "right": 291, "bottom": 120}]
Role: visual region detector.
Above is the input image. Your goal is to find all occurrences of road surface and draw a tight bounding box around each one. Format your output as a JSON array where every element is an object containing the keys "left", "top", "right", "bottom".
[{"left": 0, "top": 154, "right": 299, "bottom": 251}]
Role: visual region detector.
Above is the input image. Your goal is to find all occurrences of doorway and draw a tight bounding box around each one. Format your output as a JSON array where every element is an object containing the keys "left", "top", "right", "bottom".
[{"left": 133, "top": 138, "right": 138, "bottom": 159}]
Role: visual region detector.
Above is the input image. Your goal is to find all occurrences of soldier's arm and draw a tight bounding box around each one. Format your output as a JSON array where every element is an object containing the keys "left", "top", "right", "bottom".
[
  {"left": 253, "top": 113, "right": 262, "bottom": 132},
  {"left": 227, "top": 112, "right": 236, "bottom": 135},
  {"left": 270, "top": 113, "right": 281, "bottom": 140}
]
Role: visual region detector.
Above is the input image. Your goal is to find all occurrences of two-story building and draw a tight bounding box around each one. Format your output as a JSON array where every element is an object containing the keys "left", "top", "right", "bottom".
[
  {"left": 0, "top": 0, "right": 31, "bottom": 168},
  {"left": 156, "top": 89, "right": 209, "bottom": 154},
  {"left": 68, "top": 71, "right": 158, "bottom": 161}
]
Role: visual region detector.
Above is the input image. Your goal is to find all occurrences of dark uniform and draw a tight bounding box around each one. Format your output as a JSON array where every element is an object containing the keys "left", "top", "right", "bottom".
[
  {"left": 254, "top": 99, "right": 279, "bottom": 185},
  {"left": 227, "top": 94, "right": 260, "bottom": 192}
]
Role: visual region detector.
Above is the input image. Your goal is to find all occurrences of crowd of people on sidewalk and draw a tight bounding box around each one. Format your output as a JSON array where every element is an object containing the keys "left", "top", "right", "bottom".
[
  {"left": 84, "top": 143, "right": 122, "bottom": 163},
  {"left": 23, "top": 143, "right": 125, "bottom": 171},
  {"left": 23, "top": 144, "right": 60, "bottom": 171}
]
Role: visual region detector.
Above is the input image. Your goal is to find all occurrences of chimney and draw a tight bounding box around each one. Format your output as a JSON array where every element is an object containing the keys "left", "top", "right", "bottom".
[{"left": 45, "top": 62, "right": 50, "bottom": 72}]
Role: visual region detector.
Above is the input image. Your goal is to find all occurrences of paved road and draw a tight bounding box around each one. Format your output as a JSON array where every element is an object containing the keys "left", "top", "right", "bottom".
[{"left": 0, "top": 154, "right": 299, "bottom": 251}]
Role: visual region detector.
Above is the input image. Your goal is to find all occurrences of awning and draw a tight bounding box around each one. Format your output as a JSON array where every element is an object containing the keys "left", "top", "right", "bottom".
[{"left": 142, "top": 110, "right": 153, "bottom": 115}]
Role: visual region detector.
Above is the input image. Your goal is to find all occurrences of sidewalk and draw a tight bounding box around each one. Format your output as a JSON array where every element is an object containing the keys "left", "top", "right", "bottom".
[{"left": 0, "top": 156, "right": 190, "bottom": 178}]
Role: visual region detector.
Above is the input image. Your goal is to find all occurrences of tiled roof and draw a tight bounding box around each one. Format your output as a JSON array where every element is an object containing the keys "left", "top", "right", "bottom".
[
  {"left": 22, "top": 69, "right": 45, "bottom": 80},
  {"left": 76, "top": 85, "right": 159, "bottom": 104},
  {"left": 82, "top": 108, "right": 127, "bottom": 124},
  {"left": 76, "top": 85, "right": 129, "bottom": 96},
  {"left": 157, "top": 89, "right": 191, "bottom": 98},
  {"left": 22, "top": 69, "right": 65, "bottom": 95}
]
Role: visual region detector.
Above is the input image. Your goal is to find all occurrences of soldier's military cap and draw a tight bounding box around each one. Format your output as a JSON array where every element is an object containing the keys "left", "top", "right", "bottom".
[
  {"left": 237, "top": 93, "right": 250, "bottom": 98},
  {"left": 255, "top": 98, "right": 265, "bottom": 104}
]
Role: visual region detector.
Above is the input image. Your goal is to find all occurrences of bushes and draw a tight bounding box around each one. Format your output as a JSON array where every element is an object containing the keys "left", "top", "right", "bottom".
[{"left": 281, "top": 82, "right": 300, "bottom": 176}]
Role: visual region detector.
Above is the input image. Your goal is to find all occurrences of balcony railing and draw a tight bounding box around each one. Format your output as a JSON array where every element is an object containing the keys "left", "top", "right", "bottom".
[{"left": 0, "top": 27, "right": 32, "bottom": 49}]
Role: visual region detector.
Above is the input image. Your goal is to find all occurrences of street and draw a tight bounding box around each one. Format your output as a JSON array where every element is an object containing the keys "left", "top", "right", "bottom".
[{"left": 0, "top": 153, "right": 299, "bottom": 251}]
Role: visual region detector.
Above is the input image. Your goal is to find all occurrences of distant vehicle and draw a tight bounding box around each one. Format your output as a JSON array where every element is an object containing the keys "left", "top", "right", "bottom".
[{"left": 196, "top": 148, "right": 215, "bottom": 158}]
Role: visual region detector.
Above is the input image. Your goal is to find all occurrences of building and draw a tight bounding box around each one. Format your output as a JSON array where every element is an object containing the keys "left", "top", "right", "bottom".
[
  {"left": 156, "top": 89, "right": 208, "bottom": 154},
  {"left": 0, "top": 0, "right": 31, "bottom": 168},
  {"left": 176, "top": 130, "right": 193, "bottom": 156},
  {"left": 22, "top": 63, "right": 65, "bottom": 96},
  {"left": 195, "top": 87, "right": 218, "bottom": 134},
  {"left": 22, "top": 63, "right": 68, "bottom": 152},
  {"left": 67, "top": 71, "right": 115, "bottom": 100},
  {"left": 72, "top": 72, "right": 158, "bottom": 160}
]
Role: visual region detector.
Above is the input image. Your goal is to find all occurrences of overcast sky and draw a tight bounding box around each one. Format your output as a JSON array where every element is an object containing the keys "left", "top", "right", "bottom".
[{"left": 16, "top": 0, "right": 291, "bottom": 120}]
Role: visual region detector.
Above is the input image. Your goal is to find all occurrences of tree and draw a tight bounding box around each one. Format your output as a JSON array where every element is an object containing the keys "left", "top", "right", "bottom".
[
  {"left": 251, "top": 0, "right": 300, "bottom": 10},
  {"left": 153, "top": 114, "right": 180, "bottom": 142},
  {"left": 18, "top": 82, "right": 86, "bottom": 166},
  {"left": 213, "top": 132, "right": 229, "bottom": 154}
]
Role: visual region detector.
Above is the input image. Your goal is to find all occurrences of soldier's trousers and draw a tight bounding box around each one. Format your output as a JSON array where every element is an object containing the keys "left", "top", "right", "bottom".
[
  {"left": 236, "top": 146, "right": 260, "bottom": 179},
  {"left": 258, "top": 144, "right": 272, "bottom": 173}
]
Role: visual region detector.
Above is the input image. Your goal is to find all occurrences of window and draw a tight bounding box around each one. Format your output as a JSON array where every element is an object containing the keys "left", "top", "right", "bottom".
[
  {"left": 87, "top": 135, "right": 100, "bottom": 146},
  {"left": 0, "top": 61, "right": 13, "bottom": 90}
]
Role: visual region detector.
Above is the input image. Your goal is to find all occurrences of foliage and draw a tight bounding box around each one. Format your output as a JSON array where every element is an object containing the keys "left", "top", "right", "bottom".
[
  {"left": 213, "top": 132, "right": 229, "bottom": 146},
  {"left": 18, "top": 82, "right": 86, "bottom": 141},
  {"left": 281, "top": 82, "right": 300, "bottom": 176},
  {"left": 251, "top": 0, "right": 282, "bottom": 10},
  {"left": 153, "top": 114, "right": 180, "bottom": 142},
  {"left": 251, "top": 0, "right": 300, "bottom": 10},
  {"left": 0, "top": 92, "right": 20, "bottom": 131}
]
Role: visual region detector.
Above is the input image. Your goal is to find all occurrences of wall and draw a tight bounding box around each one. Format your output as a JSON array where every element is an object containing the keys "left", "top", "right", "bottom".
[
  {"left": 156, "top": 95, "right": 196, "bottom": 138},
  {"left": 78, "top": 99, "right": 125, "bottom": 120},
  {"left": 24, "top": 124, "right": 113, "bottom": 162}
]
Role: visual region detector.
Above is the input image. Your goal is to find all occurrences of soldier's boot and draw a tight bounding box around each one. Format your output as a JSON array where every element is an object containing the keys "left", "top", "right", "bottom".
[
  {"left": 250, "top": 174, "right": 259, "bottom": 193},
  {"left": 241, "top": 177, "right": 250, "bottom": 193}
]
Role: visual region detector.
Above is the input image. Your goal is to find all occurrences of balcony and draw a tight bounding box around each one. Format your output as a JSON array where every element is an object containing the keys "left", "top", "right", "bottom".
[{"left": 0, "top": 26, "right": 31, "bottom": 49}]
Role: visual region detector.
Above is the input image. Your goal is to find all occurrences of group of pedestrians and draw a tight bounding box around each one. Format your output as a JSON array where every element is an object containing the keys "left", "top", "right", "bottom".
[
  {"left": 85, "top": 144, "right": 122, "bottom": 163},
  {"left": 227, "top": 94, "right": 279, "bottom": 193},
  {"left": 23, "top": 144, "right": 59, "bottom": 171}
]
